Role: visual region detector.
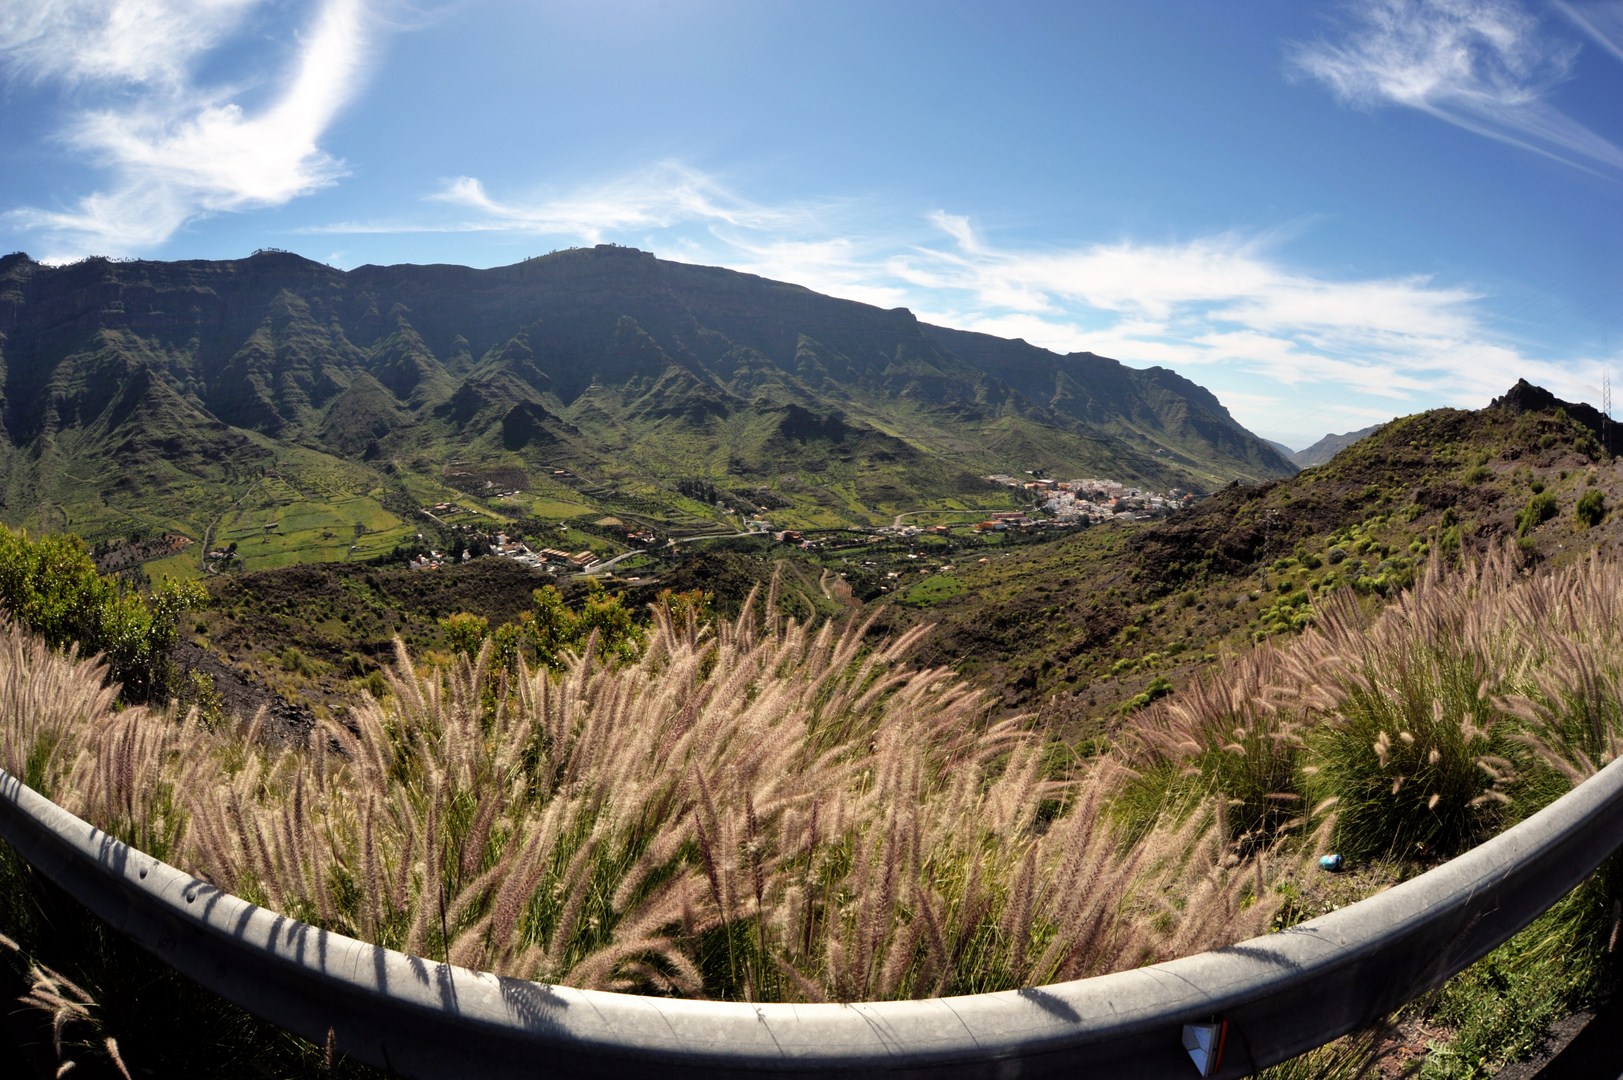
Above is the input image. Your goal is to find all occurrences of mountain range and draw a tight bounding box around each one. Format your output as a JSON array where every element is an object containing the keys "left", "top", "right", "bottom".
[
  {"left": 1291, "top": 425, "right": 1382, "bottom": 468},
  {"left": 0, "top": 245, "right": 1294, "bottom": 547}
]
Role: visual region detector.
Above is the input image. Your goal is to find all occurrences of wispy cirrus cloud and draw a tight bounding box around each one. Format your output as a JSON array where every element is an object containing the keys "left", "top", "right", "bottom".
[
  {"left": 425, "top": 164, "right": 836, "bottom": 242},
  {"left": 1, "top": 0, "right": 379, "bottom": 259},
  {"left": 0, "top": 0, "right": 259, "bottom": 88},
  {"left": 894, "top": 216, "right": 1539, "bottom": 406},
  {"left": 1289, "top": 0, "right": 1623, "bottom": 173},
  {"left": 317, "top": 162, "right": 918, "bottom": 308},
  {"left": 886, "top": 211, "right": 1618, "bottom": 441},
  {"left": 1556, "top": 0, "right": 1623, "bottom": 64},
  {"left": 324, "top": 163, "right": 833, "bottom": 231}
]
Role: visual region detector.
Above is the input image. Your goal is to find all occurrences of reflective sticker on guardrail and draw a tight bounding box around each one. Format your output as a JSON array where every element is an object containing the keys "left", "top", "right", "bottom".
[{"left": 1182, "top": 1020, "right": 1228, "bottom": 1077}]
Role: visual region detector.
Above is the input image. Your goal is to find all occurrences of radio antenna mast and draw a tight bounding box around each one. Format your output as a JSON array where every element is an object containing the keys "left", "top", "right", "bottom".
[{"left": 1605, "top": 374, "right": 1613, "bottom": 457}]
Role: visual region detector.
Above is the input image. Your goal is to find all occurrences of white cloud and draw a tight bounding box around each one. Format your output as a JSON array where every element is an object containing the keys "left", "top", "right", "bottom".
[
  {"left": 913, "top": 311, "right": 1096, "bottom": 354},
  {"left": 2, "top": 0, "right": 378, "bottom": 259},
  {"left": 1215, "top": 276, "right": 1480, "bottom": 339},
  {"left": 710, "top": 236, "right": 916, "bottom": 312},
  {"left": 1290, "top": 0, "right": 1623, "bottom": 173},
  {"left": 881, "top": 210, "right": 1599, "bottom": 440},
  {"left": 0, "top": 0, "right": 258, "bottom": 88},
  {"left": 423, "top": 163, "right": 841, "bottom": 245},
  {"left": 330, "top": 162, "right": 913, "bottom": 308}
]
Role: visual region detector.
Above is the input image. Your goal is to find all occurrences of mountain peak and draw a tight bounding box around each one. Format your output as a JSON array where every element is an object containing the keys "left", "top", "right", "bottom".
[{"left": 1490, "top": 379, "right": 1610, "bottom": 445}]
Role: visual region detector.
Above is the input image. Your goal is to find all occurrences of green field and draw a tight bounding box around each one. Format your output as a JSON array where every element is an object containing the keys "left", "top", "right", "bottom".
[
  {"left": 898, "top": 573, "right": 966, "bottom": 607},
  {"left": 207, "top": 476, "right": 413, "bottom": 573},
  {"left": 502, "top": 492, "right": 598, "bottom": 519}
]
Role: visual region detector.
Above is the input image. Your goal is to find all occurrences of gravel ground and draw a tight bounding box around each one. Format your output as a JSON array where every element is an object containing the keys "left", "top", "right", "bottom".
[{"left": 172, "top": 638, "right": 318, "bottom": 747}]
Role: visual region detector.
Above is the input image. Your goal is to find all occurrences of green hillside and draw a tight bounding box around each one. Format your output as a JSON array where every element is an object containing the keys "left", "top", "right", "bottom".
[
  {"left": 0, "top": 248, "right": 1295, "bottom": 570},
  {"left": 883, "top": 384, "right": 1623, "bottom": 724}
]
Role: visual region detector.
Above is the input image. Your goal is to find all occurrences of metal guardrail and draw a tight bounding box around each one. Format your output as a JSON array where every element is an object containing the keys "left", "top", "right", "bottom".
[{"left": 2, "top": 757, "right": 1622, "bottom": 1078}]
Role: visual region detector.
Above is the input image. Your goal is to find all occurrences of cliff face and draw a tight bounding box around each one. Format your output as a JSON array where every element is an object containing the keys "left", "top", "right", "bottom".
[{"left": 0, "top": 246, "right": 1295, "bottom": 537}]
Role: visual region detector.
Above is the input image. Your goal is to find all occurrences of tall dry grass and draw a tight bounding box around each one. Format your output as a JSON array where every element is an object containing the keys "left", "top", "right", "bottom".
[
  {"left": 1286, "top": 545, "right": 1623, "bottom": 856},
  {"left": 8, "top": 537, "right": 1623, "bottom": 1079},
  {"left": 0, "top": 929, "right": 133, "bottom": 1079},
  {"left": 8, "top": 542, "right": 1623, "bottom": 1009},
  {"left": 1119, "top": 543, "right": 1623, "bottom": 863},
  {"left": 1115, "top": 643, "right": 1311, "bottom": 852},
  {"left": 0, "top": 603, "right": 1277, "bottom": 1001},
  {"left": 15, "top": 542, "right": 1623, "bottom": 1079}
]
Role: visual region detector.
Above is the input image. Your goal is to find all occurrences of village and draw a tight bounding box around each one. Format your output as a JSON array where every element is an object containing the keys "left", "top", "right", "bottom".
[
  {"left": 407, "top": 532, "right": 605, "bottom": 574},
  {"left": 983, "top": 474, "right": 1194, "bottom": 523}
]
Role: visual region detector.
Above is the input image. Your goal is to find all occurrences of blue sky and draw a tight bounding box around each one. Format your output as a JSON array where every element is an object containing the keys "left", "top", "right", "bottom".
[{"left": 4, "top": 1, "right": 1623, "bottom": 449}]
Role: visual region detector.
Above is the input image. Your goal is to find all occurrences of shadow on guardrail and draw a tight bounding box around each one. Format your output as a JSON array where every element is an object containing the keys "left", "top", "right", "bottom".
[{"left": 2, "top": 757, "right": 1622, "bottom": 1078}]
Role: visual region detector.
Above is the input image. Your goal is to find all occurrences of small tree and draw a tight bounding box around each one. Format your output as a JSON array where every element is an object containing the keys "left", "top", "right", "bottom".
[
  {"left": 573, "top": 579, "right": 644, "bottom": 662},
  {"left": 439, "top": 612, "right": 489, "bottom": 658},
  {"left": 0, "top": 525, "right": 203, "bottom": 702}
]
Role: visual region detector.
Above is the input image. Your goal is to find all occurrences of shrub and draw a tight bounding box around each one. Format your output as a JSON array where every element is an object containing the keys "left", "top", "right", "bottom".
[
  {"left": 1515, "top": 492, "right": 1558, "bottom": 537},
  {"left": 275, "top": 644, "right": 324, "bottom": 678},
  {"left": 1305, "top": 656, "right": 1504, "bottom": 861},
  {"left": 1576, "top": 489, "right": 1606, "bottom": 528},
  {"left": 1121, "top": 675, "right": 1174, "bottom": 713},
  {"left": 439, "top": 611, "right": 489, "bottom": 657},
  {"left": 1284, "top": 565, "right": 1519, "bottom": 861}
]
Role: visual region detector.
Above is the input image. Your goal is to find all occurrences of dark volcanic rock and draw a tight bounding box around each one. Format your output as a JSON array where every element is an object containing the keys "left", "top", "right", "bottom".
[{"left": 1491, "top": 378, "right": 1611, "bottom": 443}]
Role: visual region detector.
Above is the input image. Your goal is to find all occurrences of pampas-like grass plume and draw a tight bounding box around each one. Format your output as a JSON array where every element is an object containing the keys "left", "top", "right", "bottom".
[{"left": 0, "top": 599, "right": 1282, "bottom": 1001}]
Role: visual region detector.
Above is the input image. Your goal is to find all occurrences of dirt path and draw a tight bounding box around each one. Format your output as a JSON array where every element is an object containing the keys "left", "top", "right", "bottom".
[{"left": 199, "top": 478, "right": 259, "bottom": 570}]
